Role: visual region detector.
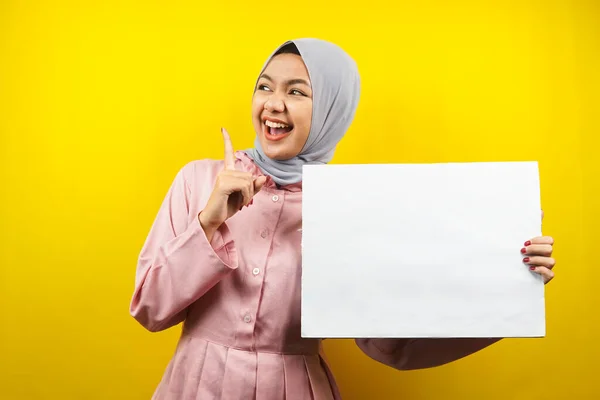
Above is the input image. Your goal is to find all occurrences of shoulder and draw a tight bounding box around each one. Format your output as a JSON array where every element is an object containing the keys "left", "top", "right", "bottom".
[
  {"left": 175, "top": 159, "right": 224, "bottom": 189},
  {"left": 180, "top": 158, "right": 223, "bottom": 176},
  {"left": 174, "top": 152, "right": 257, "bottom": 189}
]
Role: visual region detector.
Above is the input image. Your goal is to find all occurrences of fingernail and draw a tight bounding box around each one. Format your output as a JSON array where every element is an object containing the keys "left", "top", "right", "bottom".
[
  {"left": 250, "top": 199, "right": 254, "bottom": 205},
  {"left": 529, "top": 266, "right": 536, "bottom": 271},
  {"left": 521, "top": 248, "right": 527, "bottom": 254},
  {"left": 524, "top": 240, "right": 531, "bottom": 246},
  {"left": 523, "top": 257, "right": 530, "bottom": 263}
]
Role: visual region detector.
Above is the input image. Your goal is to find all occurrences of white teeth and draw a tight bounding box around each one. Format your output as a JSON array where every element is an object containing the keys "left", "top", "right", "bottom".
[{"left": 265, "top": 120, "right": 290, "bottom": 129}]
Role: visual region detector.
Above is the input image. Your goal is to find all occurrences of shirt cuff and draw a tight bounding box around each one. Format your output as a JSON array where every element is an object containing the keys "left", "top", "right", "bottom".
[{"left": 193, "top": 215, "right": 238, "bottom": 270}]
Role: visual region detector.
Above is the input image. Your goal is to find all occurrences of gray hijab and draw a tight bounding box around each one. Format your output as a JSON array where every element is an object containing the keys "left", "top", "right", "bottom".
[{"left": 244, "top": 38, "right": 361, "bottom": 186}]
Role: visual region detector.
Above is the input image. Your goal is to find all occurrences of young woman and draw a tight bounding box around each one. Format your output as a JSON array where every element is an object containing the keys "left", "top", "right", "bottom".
[{"left": 130, "top": 38, "right": 556, "bottom": 399}]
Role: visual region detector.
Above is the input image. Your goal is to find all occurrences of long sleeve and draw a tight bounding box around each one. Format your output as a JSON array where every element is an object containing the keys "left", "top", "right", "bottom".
[
  {"left": 130, "top": 163, "right": 238, "bottom": 332},
  {"left": 355, "top": 337, "right": 501, "bottom": 370}
]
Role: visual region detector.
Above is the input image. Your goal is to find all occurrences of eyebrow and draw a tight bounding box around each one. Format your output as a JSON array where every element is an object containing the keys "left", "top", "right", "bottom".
[{"left": 259, "top": 74, "right": 311, "bottom": 88}]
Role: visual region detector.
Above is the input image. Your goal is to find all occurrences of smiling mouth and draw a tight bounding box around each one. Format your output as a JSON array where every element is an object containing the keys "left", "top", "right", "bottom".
[{"left": 263, "top": 119, "right": 294, "bottom": 141}]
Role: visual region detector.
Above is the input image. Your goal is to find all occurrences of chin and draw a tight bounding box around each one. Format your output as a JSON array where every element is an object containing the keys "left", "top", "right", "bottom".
[
  {"left": 256, "top": 136, "right": 293, "bottom": 161},
  {"left": 263, "top": 147, "right": 295, "bottom": 161}
]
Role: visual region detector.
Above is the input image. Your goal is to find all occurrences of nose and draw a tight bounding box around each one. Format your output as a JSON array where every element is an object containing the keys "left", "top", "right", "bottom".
[{"left": 264, "top": 92, "right": 285, "bottom": 113}]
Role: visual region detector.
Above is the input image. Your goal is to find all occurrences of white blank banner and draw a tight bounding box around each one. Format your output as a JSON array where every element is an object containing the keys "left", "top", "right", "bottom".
[{"left": 301, "top": 162, "right": 545, "bottom": 338}]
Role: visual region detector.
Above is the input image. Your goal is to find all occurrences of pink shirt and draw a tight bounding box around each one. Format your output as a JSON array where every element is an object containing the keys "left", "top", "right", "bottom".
[{"left": 130, "top": 152, "right": 498, "bottom": 399}]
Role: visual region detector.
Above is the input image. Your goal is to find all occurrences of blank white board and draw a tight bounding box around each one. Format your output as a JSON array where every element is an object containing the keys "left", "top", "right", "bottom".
[{"left": 301, "top": 162, "right": 545, "bottom": 338}]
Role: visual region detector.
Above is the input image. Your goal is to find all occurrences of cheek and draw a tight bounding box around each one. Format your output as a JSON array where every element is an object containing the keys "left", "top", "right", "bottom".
[
  {"left": 251, "top": 98, "right": 265, "bottom": 138},
  {"left": 288, "top": 102, "right": 311, "bottom": 125},
  {"left": 297, "top": 103, "right": 313, "bottom": 139},
  {"left": 251, "top": 96, "right": 263, "bottom": 116},
  {"left": 302, "top": 103, "right": 313, "bottom": 125},
  {"left": 251, "top": 98, "right": 264, "bottom": 129}
]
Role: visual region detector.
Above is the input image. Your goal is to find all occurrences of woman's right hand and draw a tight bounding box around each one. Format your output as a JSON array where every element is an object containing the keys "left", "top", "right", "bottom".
[{"left": 199, "top": 128, "right": 267, "bottom": 241}]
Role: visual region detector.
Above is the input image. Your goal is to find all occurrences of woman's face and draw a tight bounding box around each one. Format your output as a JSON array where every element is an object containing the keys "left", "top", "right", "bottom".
[{"left": 252, "top": 53, "right": 313, "bottom": 160}]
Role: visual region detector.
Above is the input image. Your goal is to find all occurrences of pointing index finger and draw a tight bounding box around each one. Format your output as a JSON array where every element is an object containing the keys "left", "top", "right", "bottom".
[{"left": 222, "top": 127, "right": 236, "bottom": 170}]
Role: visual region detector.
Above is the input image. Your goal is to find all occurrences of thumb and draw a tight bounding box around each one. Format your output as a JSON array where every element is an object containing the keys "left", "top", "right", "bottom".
[{"left": 254, "top": 176, "right": 268, "bottom": 193}]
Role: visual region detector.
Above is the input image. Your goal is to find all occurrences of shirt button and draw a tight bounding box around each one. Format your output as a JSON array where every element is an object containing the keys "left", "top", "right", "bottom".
[
  {"left": 252, "top": 268, "right": 260, "bottom": 276},
  {"left": 272, "top": 195, "right": 279, "bottom": 202},
  {"left": 261, "top": 230, "right": 268, "bottom": 238},
  {"left": 243, "top": 314, "right": 252, "bottom": 323}
]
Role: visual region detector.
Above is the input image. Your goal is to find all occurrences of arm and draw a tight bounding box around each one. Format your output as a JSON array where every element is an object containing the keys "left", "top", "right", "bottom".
[
  {"left": 130, "top": 163, "right": 238, "bottom": 332},
  {"left": 356, "top": 337, "right": 501, "bottom": 370}
]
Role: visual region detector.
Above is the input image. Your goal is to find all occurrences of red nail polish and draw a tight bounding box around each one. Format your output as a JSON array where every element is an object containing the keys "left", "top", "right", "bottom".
[
  {"left": 250, "top": 199, "right": 254, "bottom": 205},
  {"left": 520, "top": 248, "right": 526, "bottom": 254},
  {"left": 523, "top": 257, "right": 530, "bottom": 263},
  {"left": 524, "top": 241, "right": 531, "bottom": 246},
  {"left": 529, "top": 266, "right": 536, "bottom": 271}
]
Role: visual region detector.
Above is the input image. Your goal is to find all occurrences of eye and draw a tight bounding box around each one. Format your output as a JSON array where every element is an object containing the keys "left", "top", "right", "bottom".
[
  {"left": 257, "top": 84, "right": 271, "bottom": 92},
  {"left": 290, "top": 89, "right": 306, "bottom": 96}
]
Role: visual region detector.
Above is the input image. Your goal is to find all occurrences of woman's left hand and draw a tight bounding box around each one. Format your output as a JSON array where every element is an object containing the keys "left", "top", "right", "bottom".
[{"left": 522, "top": 211, "right": 555, "bottom": 284}]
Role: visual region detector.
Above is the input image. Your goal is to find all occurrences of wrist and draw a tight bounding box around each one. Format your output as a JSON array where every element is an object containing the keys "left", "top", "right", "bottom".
[{"left": 198, "top": 212, "right": 220, "bottom": 240}]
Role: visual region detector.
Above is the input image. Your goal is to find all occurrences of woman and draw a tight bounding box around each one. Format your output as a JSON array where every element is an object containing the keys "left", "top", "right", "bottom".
[{"left": 130, "top": 38, "right": 556, "bottom": 399}]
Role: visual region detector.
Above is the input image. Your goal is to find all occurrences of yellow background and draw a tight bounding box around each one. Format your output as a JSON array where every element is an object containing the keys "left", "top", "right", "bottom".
[{"left": 1, "top": 0, "right": 598, "bottom": 399}]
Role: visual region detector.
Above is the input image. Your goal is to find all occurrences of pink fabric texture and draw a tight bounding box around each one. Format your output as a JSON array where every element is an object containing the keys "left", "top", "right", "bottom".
[{"left": 130, "top": 152, "right": 498, "bottom": 399}]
